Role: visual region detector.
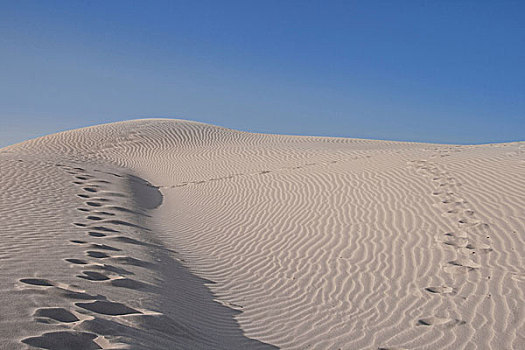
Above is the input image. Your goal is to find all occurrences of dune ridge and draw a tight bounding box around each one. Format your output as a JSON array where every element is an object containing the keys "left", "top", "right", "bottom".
[{"left": 0, "top": 119, "right": 523, "bottom": 349}]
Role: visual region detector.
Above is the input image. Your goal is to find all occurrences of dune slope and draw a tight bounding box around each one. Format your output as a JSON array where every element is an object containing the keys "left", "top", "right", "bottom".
[{"left": 0, "top": 119, "right": 523, "bottom": 349}]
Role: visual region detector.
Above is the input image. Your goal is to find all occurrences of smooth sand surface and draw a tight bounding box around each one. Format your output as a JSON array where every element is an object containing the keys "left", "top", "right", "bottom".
[{"left": 0, "top": 119, "right": 523, "bottom": 349}]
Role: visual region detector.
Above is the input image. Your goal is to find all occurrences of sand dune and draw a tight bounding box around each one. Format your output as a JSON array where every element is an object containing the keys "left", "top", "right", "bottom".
[{"left": 0, "top": 119, "right": 523, "bottom": 349}]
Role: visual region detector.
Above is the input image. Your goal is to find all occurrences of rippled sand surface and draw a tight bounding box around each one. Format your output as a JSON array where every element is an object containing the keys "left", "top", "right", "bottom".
[{"left": 1, "top": 119, "right": 523, "bottom": 349}]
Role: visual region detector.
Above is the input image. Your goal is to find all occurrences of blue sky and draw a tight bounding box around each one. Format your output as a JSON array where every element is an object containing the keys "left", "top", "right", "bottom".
[{"left": 1, "top": 0, "right": 523, "bottom": 147}]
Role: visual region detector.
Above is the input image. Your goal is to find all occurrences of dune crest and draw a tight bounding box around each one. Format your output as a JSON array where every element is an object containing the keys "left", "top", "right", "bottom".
[{"left": 0, "top": 119, "right": 523, "bottom": 349}]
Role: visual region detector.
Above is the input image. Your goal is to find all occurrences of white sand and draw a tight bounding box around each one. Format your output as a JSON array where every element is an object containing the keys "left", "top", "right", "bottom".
[{"left": 0, "top": 119, "right": 523, "bottom": 349}]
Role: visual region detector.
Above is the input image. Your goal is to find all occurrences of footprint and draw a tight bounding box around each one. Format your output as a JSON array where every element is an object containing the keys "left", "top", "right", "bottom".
[
  {"left": 34, "top": 308, "right": 79, "bottom": 323},
  {"left": 70, "top": 240, "right": 87, "bottom": 244},
  {"left": 90, "top": 226, "right": 119, "bottom": 233},
  {"left": 93, "top": 211, "right": 115, "bottom": 216},
  {"left": 20, "top": 278, "right": 54, "bottom": 287},
  {"left": 78, "top": 271, "right": 110, "bottom": 281},
  {"left": 444, "top": 231, "right": 468, "bottom": 239},
  {"left": 59, "top": 290, "right": 103, "bottom": 301},
  {"left": 82, "top": 187, "right": 98, "bottom": 193},
  {"left": 443, "top": 237, "right": 469, "bottom": 248},
  {"left": 91, "top": 180, "right": 111, "bottom": 184},
  {"left": 86, "top": 251, "right": 110, "bottom": 259},
  {"left": 448, "top": 258, "right": 481, "bottom": 269},
  {"left": 22, "top": 331, "right": 100, "bottom": 349},
  {"left": 89, "top": 244, "right": 121, "bottom": 252},
  {"left": 466, "top": 242, "right": 492, "bottom": 251},
  {"left": 88, "top": 232, "right": 106, "bottom": 237},
  {"left": 75, "top": 301, "right": 141, "bottom": 315},
  {"left": 89, "top": 198, "right": 111, "bottom": 203},
  {"left": 477, "top": 223, "right": 490, "bottom": 230},
  {"left": 65, "top": 258, "right": 88, "bottom": 265},
  {"left": 418, "top": 317, "right": 465, "bottom": 327},
  {"left": 425, "top": 286, "right": 454, "bottom": 295}
]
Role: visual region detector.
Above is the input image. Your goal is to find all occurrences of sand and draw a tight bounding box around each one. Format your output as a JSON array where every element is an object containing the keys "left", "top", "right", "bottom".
[{"left": 0, "top": 119, "right": 523, "bottom": 349}]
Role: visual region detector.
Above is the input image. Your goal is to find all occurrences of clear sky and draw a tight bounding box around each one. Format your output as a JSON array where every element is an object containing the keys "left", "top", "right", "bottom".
[{"left": 1, "top": 1, "right": 523, "bottom": 147}]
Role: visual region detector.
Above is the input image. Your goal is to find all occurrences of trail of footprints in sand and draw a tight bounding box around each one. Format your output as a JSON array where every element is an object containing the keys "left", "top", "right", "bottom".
[
  {"left": 18, "top": 164, "right": 166, "bottom": 349},
  {"left": 160, "top": 155, "right": 376, "bottom": 189},
  {"left": 163, "top": 160, "right": 340, "bottom": 188},
  {"left": 408, "top": 147, "right": 493, "bottom": 328}
]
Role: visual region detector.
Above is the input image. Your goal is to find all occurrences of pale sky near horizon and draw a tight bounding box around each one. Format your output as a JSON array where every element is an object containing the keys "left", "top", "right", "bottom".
[{"left": 1, "top": 1, "right": 523, "bottom": 148}]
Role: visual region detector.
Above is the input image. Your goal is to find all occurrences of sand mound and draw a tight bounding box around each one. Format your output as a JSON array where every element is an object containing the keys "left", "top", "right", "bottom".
[{"left": 0, "top": 119, "right": 523, "bottom": 349}]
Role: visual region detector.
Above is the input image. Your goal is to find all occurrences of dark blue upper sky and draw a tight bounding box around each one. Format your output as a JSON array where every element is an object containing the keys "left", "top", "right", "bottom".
[{"left": 1, "top": 0, "right": 523, "bottom": 146}]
